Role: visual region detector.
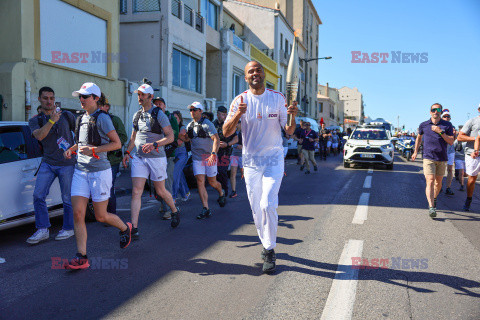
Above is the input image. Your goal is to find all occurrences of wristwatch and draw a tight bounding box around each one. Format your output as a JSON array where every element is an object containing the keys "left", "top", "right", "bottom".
[
  {"left": 211, "top": 152, "right": 216, "bottom": 155},
  {"left": 440, "top": 130, "right": 445, "bottom": 135},
  {"left": 153, "top": 142, "right": 159, "bottom": 149}
]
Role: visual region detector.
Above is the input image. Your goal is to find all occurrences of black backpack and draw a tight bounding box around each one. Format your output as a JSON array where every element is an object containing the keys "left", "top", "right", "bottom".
[
  {"left": 133, "top": 106, "right": 163, "bottom": 134},
  {"left": 74, "top": 110, "right": 108, "bottom": 146},
  {"left": 187, "top": 118, "right": 208, "bottom": 139}
]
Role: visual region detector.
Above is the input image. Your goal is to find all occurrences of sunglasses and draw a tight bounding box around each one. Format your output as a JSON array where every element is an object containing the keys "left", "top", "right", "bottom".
[
  {"left": 431, "top": 107, "right": 442, "bottom": 113},
  {"left": 442, "top": 115, "right": 451, "bottom": 118},
  {"left": 79, "top": 94, "right": 92, "bottom": 100},
  {"left": 189, "top": 108, "right": 200, "bottom": 112}
]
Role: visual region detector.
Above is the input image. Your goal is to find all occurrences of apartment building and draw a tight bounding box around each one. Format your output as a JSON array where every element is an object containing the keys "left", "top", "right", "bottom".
[
  {"left": 237, "top": 0, "right": 322, "bottom": 119},
  {"left": 318, "top": 83, "right": 344, "bottom": 128},
  {"left": 339, "top": 86, "right": 364, "bottom": 124},
  {"left": 0, "top": 0, "right": 127, "bottom": 121}
]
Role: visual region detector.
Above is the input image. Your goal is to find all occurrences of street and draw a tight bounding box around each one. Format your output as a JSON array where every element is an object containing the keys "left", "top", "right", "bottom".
[{"left": 1, "top": 153, "right": 480, "bottom": 320}]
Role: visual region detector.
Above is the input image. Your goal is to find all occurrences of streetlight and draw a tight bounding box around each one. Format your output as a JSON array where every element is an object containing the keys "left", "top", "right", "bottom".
[{"left": 300, "top": 56, "right": 332, "bottom": 116}]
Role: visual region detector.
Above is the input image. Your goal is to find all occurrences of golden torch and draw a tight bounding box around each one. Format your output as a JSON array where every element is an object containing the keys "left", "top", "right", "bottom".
[{"left": 286, "top": 33, "right": 300, "bottom": 127}]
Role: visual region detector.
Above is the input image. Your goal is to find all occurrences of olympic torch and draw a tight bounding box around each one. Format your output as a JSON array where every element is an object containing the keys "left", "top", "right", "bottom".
[{"left": 286, "top": 34, "right": 300, "bottom": 127}]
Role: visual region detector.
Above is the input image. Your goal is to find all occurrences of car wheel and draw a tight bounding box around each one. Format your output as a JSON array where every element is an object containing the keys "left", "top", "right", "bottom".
[
  {"left": 343, "top": 161, "right": 349, "bottom": 168},
  {"left": 386, "top": 163, "right": 394, "bottom": 170}
]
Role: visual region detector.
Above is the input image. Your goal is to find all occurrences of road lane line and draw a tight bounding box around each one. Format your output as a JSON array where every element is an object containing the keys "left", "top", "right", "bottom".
[
  {"left": 320, "top": 239, "right": 364, "bottom": 320},
  {"left": 116, "top": 205, "right": 155, "bottom": 212},
  {"left": 352, "top": 193, "right": 370, "bottom": 224},
  {"left": 363, "top": 176, "right": 372, "bottom": 189},
  {"left": 367, "top": 168, "right": 373, "bottom": 173}
]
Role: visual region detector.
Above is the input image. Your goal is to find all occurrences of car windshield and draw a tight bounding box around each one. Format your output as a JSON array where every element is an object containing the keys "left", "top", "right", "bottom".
[{"left": 352, "top": 129, "right": 388, "bottom": 140}]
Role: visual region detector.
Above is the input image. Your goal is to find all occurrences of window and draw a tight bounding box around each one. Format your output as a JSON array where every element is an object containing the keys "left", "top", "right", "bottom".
[
  {"left": 266, "top": 82, "right": 274, "bottom": 89},
  {"left": 280, "top": 34, "right": 283, "bottom": 51},
  {"left": 319, "top": 102, "right": 323, "bottom": 113},
  {"left": 0, "top": 128, "right": 27, "bottom": 164},
  {"left": 232, "top": 72, "right": 245, "bottom": 98},
  {"left": 279, "top": 75, "right": 282, "bottom": 93},
  {"left": 120, "top": 0, "right": 127, "bottom": 14},
  {"left": 285, "top": 39, "right": 289, "bottom": 56},
  {"left": 134, "top": 0, "right": 160, "bottom": 12},
  {"left": 172, "top": 49, "right": 202, "bottom": 93},
  {"left": 202, "top": 0, "right": 218, "bottom": 30}
]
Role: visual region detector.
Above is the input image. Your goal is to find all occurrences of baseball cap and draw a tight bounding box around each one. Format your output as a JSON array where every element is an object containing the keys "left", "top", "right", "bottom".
[
  {"left": 153, "top": 97, "right": 165, "bottom": 104},
  {"left": 217, "top": 106, "right": 227, "bottom": 113},
  {"left": 135, "top": 84, "right": 154, "bottom": 95},
  {"left": 441, "top": 109, "right": 450, "bottom": 117},
  {"left": 72, "top": 82, "right": 101, "bottom": 97},
  {"left": 189, "top": 101, "right": 204, "bottom": 111}
]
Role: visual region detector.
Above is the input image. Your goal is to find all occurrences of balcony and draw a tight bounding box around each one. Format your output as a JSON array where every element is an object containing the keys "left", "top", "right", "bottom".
[
  {"left": 171, "top": 0, "right": 204, "bottom": 33},
  {"left": 232, "top": 33, "right": 244, "bottom": 51}
]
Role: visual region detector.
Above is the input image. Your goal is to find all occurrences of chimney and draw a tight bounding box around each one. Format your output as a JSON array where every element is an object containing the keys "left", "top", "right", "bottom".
[{"left": 326, "top": 82, "right": 329, "bottom": 98}]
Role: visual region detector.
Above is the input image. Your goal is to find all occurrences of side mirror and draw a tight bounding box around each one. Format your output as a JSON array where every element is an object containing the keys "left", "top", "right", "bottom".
[{"left": 343, "top": 135, "right": 349, "bottom": 140}]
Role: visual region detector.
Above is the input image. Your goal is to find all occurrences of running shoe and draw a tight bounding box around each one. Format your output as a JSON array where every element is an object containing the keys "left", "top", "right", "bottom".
[
  {"left": 132, "top": 227, "right": 139, "bottom": 240},
  {"left": 120, "top": 222, "right": 133, "bottom": 249},
  {"left": 196, "top": 207, "right": 212, "bottom": 219},
  {"left": 65, "top": 253, "right": 89, "bottom": 270},
  {"left": 218, "top": 191, "right": 227, "bottom": 207},
  {"left": 171, "top": 207, "right": 180, "bottom": 228},
  {"left": 162, "top": 211, "right": 172, "bottom": 220},
  {"left": 229, "top": 191, "right": 237, "bottom": 198},
  {"left": 262, "top": 249, "right": 276, "bottom": 273},
  {"left": 463, "top": 198, "right": 472, "bottom": 212},
  {"left": 428, "top": 207, "right": 437, "bottom": 218},
  {"left": 55, "top": 229, "right": 74, "bottom": 241},
  {"left": 181, "top": 192, "right": 191, "bottom": 202},
  {"left": 445, "top": 188, "right": 454, "bottom": 195}
]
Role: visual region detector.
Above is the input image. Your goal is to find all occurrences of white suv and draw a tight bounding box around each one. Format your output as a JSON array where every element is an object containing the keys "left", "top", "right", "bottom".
[
  {"left": 343, "top": 125, "right": 394, "bottom": 169},
  {"left": 0, "top": 122, "right": 63, "bottom": 230}
]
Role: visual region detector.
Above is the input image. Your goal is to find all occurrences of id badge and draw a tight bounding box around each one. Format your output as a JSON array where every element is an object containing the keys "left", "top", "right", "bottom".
[{"left": 57, "top": 137, "right": 70, "bottom": 151}]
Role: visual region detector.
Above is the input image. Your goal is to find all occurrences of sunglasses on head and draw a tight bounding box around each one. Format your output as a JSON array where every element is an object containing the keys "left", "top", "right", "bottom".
[
  {"left": 189, "top": 108, "right": 200, "bottom": 112},
  {"left": 431, "top": 107, "right": 442, "bottom": 113},
  {"left": 79, "top": 94, "right": 92, "bottom": 100}
]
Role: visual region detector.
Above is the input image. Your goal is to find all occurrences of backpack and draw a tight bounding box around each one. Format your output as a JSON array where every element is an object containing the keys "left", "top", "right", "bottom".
[
  {"left": 187, "top": 118, "right": 208, "bottom": 139},
  {"left": 133, "top": 106, "right": 163, "bottom": 134},
  {"left": 74, "top": 110, "right": 108, "bottom": 146}
]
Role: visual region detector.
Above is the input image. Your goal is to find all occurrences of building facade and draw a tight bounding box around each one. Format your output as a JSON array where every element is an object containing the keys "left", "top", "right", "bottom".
[
  {"left": 318, "top": 83, "right": 344, "bottom": 128},
  {"left": 0, "top": 0, "right": 127, "bottom": 122},
  {"left": 237, "top": 0, "right": 322, "bottom": 119},
  {"left": 339, "top": 86, "right": 364, "bottom": 125}
]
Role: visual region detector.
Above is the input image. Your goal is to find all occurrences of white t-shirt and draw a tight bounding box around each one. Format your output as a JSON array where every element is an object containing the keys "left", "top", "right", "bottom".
[{"left": 226, "top": 89, "right": 287, "bottom": 167}]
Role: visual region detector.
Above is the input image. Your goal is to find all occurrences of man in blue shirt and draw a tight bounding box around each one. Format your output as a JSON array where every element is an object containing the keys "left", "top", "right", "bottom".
[
  {"left": 299, "top": 122, "right": 319, "bottom": 174},
  {"left": 412, "top": 103, "right": 454, "bottom": 218}
]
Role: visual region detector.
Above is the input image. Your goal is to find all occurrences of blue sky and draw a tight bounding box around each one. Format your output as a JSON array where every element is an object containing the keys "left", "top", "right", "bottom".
[{"left": 313, "top": 0, "right": 480, "bottom": 132}]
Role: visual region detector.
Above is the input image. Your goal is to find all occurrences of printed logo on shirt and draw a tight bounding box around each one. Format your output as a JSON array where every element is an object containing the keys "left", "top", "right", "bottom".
[
  {"left": 268, "top": 113, "right": 278, "bottom": 119},
  {"left": 257, "top": 112, "right": 262, "bottom": 119}
]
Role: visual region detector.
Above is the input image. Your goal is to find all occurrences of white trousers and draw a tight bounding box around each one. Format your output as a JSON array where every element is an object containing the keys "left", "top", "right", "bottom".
[{"left": 244, "top": 158, "right": 284, "bottom": 250}]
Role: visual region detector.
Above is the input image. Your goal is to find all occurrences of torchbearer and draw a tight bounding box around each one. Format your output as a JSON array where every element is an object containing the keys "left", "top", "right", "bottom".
[{"left": 223, "top": 61, "right": 298, "bottom": 273}]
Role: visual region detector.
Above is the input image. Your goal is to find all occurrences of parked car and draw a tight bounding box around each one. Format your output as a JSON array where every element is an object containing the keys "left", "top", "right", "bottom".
[
  {"left": 343, "top": 124, "right": 395, "bottom": 169},
  {"left": 0, "top": 121, "right": 64, "bottom": 230}
]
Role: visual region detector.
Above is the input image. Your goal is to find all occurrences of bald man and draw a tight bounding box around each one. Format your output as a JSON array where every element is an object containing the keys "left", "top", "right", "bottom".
[{"left": 223, "top": 61, "right": 298, "bottom": 273}]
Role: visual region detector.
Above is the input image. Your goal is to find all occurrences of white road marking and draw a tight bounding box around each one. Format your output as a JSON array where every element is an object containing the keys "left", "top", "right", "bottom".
[
  {"left": 363, "top": 176, "right": 372, "bottom": 189},
  {"left": 352, "top": 193, "right": 370, "bottom": 224},
  {"left": 367, "top": 168, "right": 373, "bottom": 173},
  {"left": 320, "top": 239, "right": 364, "bottom": 320}
]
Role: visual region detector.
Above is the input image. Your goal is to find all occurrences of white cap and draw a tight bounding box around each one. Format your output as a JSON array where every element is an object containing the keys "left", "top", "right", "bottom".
[
  {"left": 72, "top": 82, "right": 101, "bottom": 97},
  {"left": 135, "top": 84, "right": 154, "bottom": 95},
  {"left": 189, "top": 101, "right": 204, "bottom": 111}
]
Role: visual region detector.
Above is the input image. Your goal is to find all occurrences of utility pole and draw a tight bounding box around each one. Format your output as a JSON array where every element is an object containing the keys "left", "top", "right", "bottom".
[{"left": 397, "top": 115, "right": 400, "bottom": 132}]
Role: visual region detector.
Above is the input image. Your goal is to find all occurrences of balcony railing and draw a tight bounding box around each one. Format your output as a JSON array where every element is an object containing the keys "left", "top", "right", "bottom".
[
  {"left": 184, "top": 5, "right": 193, "bottom": 26},
  {"left": 232, "top": 33, "right": 244, "bottom": 50},
  {"left": 195, "top": 12, "right": 203, "bottom": 33},
  {"left": 172, "top": 0, "right": 181, "bottom": 19},
  {"left": 134, "top": 0, "right": 160, "bottom": 12}
]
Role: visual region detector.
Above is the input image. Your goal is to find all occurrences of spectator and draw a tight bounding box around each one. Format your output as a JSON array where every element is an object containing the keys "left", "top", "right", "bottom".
[
  {"left": 172, "top": 110, "right": 190, "bottom": 201},
  {"left": 299, "top": 122, "right": 319, "bottom": 174}
]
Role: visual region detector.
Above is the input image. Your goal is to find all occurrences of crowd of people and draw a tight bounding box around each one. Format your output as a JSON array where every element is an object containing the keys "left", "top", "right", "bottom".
[
  {"left": 413, "top": 105, "right": 480, "bottom": 217},
  {"left": 26, "top": 60, "right": 298, "bottom": 273}
]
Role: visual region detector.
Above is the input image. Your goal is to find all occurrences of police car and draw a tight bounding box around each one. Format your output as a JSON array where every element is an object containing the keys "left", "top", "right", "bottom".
[
  {"left": 343, "top": 124, "right": 394, "bottom": 169},
  {"left": 0, "top": 122, "right": 63, "bottom": 230}
]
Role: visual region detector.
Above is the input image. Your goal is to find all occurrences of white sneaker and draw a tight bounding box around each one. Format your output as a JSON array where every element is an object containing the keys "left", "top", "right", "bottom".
[
  {"left": 55, "top": 229, "right": 75, "bottom": 241},
  {"left": 26, "top": 229, "right": 49, "bottom": 244}
]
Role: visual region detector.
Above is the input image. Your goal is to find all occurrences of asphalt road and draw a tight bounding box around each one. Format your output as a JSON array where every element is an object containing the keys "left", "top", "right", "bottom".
[{"left": 1, "top": 153, "right": 479, "bottom": 320}]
